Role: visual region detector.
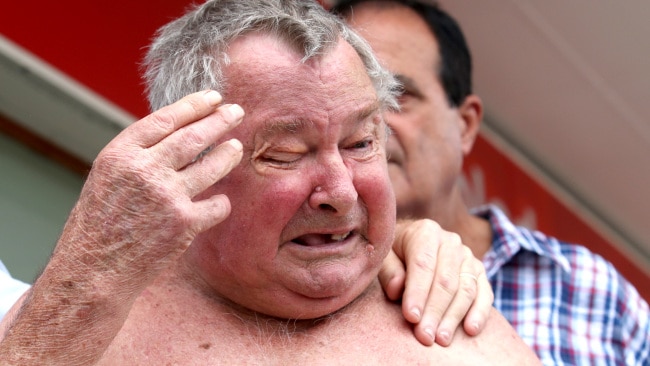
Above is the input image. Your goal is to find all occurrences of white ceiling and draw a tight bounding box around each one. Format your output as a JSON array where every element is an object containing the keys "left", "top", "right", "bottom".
[{"left": 439, "top": 0, "right": 650, "bottom": 270}]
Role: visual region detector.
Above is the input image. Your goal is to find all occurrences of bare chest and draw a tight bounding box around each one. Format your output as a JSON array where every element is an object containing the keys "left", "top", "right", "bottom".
[{"left": 98, "top": 285, "right": 439, "bottom": 365}]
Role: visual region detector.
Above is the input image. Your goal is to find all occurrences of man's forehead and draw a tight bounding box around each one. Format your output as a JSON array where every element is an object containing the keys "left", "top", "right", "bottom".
[
  {"left": 224, "top": 32, "right": 370, "bottom": 87},
  {"left": 226, "top": 32, "right": 306, "bottom": 70},
  {"left": 221, "top": 32, "right": 379, "bottom": 131}
]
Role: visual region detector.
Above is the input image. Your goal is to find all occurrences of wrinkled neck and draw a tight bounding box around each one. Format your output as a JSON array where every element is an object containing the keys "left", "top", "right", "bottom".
[{"left": 170, "top": 257, "right": 383, "bottom": 335}]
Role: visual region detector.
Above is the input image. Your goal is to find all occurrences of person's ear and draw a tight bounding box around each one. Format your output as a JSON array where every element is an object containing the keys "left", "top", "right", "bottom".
[{"left": 458, "top": 94, "right": 483, "bottom": 156}]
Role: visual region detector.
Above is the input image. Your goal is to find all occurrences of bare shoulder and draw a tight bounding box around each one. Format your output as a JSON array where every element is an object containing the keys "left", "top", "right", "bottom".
[{"left": 444, "top": 307, "right": 541, "bottom": 365}]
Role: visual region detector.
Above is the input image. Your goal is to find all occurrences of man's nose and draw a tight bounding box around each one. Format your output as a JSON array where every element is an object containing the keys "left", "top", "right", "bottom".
[{"left": 308, "top": 155, "right": 358, "bottom": 215}]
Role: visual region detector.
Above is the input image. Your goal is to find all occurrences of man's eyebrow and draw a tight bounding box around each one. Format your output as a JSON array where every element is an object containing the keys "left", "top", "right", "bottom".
[
  {"left": 260, "top": 101, "right": 382, "bottom": 137},
  {"left": 262, "top": 119, "right": 313, "bottom": 135},
  {"left": 344, "top": 100, "right": 382, "bottom": 126}
]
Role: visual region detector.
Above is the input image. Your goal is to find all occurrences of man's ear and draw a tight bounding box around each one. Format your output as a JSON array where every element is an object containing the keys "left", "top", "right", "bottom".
[{"left": 458, "top": 94, "right": 483, "bottom": 156}]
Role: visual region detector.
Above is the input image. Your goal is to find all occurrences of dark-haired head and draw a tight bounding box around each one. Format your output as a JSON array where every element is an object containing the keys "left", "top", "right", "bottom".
[{"left": 331, "top": 0, "right": 472, "bottom": 107}]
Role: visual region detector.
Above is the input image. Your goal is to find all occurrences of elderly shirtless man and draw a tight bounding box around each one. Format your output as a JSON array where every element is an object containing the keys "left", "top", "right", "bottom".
[{"left": 0, "top": 1, "right": 539, "bottom": 364}]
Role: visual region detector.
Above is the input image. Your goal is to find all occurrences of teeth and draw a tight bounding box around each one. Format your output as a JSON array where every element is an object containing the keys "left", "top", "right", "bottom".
[{"left": 331, "top": 232, "right": 351, "bottom": 241}]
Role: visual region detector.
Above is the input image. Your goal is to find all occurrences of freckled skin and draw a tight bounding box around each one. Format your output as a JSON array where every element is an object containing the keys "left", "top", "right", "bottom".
[{"left": 185, "top": 34, "right": 396, "bottom": 319}]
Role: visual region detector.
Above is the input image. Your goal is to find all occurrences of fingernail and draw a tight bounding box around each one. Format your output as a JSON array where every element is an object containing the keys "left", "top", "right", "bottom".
[
  {"left": 204, "top": 90, "right": 223, "bottom": 106},
  {"left": 437, "top": 330, "right": 449, "bottom": 344},
  {"left": 410, "top": 307, "right": 421, "bottom": 321},
  {"left": 228, "top": 104, "right": 245, "bottom": 121},
  {"left": 424, "top": 327, "right": 435, "bottom": 341},
  {"left": 227, "top": 138, "right": 242, "bottom": 151},
  {"left": 472, "top": 321, "right": 480, "bottom": 332}
]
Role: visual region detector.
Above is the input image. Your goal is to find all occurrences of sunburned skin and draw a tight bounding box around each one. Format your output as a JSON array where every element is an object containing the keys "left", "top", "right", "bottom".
[
  {"left": 183, "top": 32, "right": 396, "bottom": 320},
  {"left": 250, "top": 108, "right": 385, "bottom": 266}
]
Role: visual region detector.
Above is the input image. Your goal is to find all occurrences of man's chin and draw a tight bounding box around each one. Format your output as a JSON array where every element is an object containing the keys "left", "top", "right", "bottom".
[
  {"left": 255, "top": 283, "right": 371, "bottom": 320},
  {"left": 279, "top": 261, "right": 380, "bottom": 317}
]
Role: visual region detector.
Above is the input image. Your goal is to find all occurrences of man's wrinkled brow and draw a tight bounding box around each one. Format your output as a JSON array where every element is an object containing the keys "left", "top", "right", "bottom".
[
  {"left": 260, "top": 100, "right": 382, "bottom": 137},
  {"left": 262, "top": 119, "right": 314, "bottom": 135},
  {"left": 345, "top": 100, "right": 382, "bottom": 126}
]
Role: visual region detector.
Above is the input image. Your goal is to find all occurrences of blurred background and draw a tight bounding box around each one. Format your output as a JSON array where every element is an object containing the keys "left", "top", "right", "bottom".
[{"left": 1, "top": 0, "right": 648, "bottom": 301}]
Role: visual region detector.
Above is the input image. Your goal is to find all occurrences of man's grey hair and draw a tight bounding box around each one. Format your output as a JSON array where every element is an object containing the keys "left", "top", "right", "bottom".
[{"left": 143, "top": 0, "right": 399, "bottom": 112}]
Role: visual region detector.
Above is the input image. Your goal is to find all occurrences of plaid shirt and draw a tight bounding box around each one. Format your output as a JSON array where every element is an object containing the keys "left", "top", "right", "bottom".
[{"left": 474, "top": 205, "right": 650, "bottom": 366}]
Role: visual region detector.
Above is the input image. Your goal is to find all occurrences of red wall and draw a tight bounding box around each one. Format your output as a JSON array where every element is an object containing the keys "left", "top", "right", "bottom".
[{"left": 1, "top": 1, "right": 195, "bottom": 118}]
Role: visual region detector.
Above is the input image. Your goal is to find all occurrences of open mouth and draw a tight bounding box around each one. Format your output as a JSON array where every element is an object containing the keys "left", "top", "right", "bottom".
[{"left": 292, "top": 231, "right": 353, "bottom": 246}]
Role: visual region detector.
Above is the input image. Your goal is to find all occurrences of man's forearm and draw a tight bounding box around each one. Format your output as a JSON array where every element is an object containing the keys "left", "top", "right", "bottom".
[
  {"left": 0, "top": 249, "right": 139, "bottom": 365},
  {"left": 0, "top": 212, "right": 145, "bottom": 366}
]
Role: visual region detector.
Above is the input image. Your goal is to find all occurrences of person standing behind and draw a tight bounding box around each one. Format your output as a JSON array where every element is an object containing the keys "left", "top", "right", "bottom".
[{"left": 332, "top": 1, "right": 650, "bottom": 364}]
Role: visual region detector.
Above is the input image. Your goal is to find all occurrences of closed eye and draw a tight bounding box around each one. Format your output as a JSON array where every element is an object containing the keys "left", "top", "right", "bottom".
[
  {"left": 344, "top": 138, "right": 377, "bottom": 161},
  {"left": 352, "top": 139, "right": 372, "bottom": 149},
  {"left": 257, "top": 152, "right": 302, "bottom": 168}
]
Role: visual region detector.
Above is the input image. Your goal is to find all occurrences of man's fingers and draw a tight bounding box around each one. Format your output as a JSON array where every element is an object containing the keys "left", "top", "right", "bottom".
[
  {"left": 378, "top": 250, "right": 406, "bottom": 301},
  {"left": 154, "top": 103, "right": 245, "bottom": 170},
  {"left": 398, "top": 221, "right": 447, "bottom": 323},
  {"left": 122, "top": 90, "right": 225, "bottom": 148},
  {"left": 463, "top": 270, "right": 493, "bottom": 336},
  {"left": 410, "top": 234, "right": 463, "bottom": 345},
  {"left": 400, "top": 240, "right": 439, "bottom": 325},
  {"left": 181, "top": 138, "right": 244, "bottom": 198},
  {"left": 188, "top": 193, "right": 234, "bottom": 234},
  {"left": 432, "top": 248, "right": 483, "bottom": 347},
  {"left": 393, "top": 219, "right": 492, "bottom": 348}
]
